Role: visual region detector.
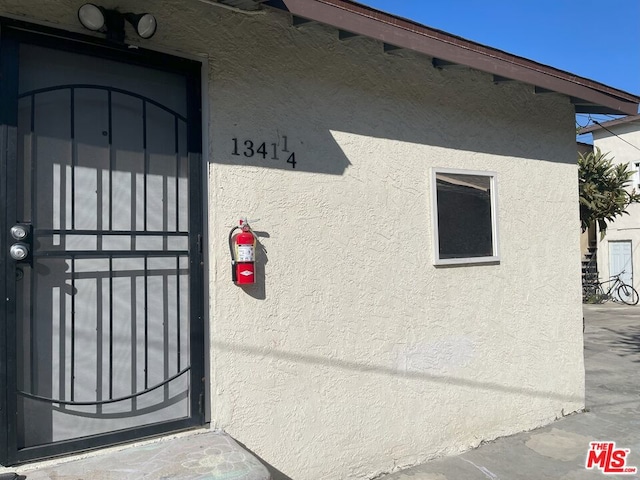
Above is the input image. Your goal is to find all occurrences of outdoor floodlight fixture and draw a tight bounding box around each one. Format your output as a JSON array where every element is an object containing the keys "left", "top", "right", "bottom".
[
  {"left": 78, "top": 3, "right": 157, "bottom": 42},
  {"left": 125, "top": 13, "right": 157, "bottom": 39},
  {"left": 77, "top": 3, "right": 105, "bottom": 31}
]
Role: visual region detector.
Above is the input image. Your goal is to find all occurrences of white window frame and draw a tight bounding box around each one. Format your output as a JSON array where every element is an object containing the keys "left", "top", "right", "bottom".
[
  {"left": 431, "top": 167, "right": 500, "bottom": 266},
  {"left": 634, "top": 161, "right": 640, "bottom": 189}
]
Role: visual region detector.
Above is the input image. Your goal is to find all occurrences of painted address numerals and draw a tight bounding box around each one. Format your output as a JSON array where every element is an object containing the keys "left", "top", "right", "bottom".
[{"left": 231, "top": 136, "right": 297, "bottom": 169}]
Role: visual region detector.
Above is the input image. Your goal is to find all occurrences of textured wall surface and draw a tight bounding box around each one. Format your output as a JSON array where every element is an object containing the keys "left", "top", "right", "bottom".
[
  {"left": 592, "top": 124, "right": 640, "bottom": 291},
  {"left": 0, "top": 2, "right": 585, "bottom": 479}
]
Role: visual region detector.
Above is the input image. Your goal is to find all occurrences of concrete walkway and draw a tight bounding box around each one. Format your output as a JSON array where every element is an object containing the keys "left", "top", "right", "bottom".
[
  {"left": 2, "top": 431, "right": 271, "bottom": 480},
  {"left": 379, "top": 303, "right": 640, "bottom": 480}
]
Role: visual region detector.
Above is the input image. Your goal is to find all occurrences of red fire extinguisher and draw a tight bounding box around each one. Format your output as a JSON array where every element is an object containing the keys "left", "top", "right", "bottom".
[{"left": 229, "top": 218, "right": 256, "bottom": 285}]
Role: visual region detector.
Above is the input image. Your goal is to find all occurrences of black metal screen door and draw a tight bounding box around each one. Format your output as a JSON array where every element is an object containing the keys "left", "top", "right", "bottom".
[{"left": 1, "top": 37, "right": 204, "bottom": 464}]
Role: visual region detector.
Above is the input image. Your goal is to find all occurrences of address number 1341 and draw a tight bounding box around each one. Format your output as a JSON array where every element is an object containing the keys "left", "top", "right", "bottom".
[{"left": 232, "top": 136, "right": 297, "bottom": 169}]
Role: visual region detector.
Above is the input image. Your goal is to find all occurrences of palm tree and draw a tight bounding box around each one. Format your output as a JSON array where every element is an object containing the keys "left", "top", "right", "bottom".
[{"left": 579, "top": 147, "right": 640, "bottom": 238}]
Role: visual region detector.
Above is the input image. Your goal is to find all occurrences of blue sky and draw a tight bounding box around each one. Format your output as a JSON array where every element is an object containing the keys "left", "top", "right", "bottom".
[{"left": 358, "top": 1, "right": 640, "bottom": 130}]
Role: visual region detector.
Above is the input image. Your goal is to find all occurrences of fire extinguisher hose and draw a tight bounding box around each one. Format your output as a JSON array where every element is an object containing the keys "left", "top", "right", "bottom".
[
  {"left": 228, "top": 225, "right": 240, "bottom": 283},
  {"left": 228, "top": 225, "right": 240, "bottom": 263}
]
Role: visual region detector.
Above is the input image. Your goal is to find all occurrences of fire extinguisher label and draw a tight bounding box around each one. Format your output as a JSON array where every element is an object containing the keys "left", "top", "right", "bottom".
[{"left": 237, "top": 245, "right": 255, "bottom": 262}]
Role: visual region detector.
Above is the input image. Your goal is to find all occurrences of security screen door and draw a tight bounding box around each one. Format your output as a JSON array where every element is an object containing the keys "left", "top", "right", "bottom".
[{"left": 1, "top": 32, "right": 204, "bottom": 464}]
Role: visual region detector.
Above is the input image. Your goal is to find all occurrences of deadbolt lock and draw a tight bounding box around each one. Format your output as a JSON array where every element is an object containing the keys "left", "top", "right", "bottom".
[
  {"left": 10, "top": 243, "right": 29, "bottom": 260},
  {"left": 9, "top": 223, "right": 33, "bottom": 265}
]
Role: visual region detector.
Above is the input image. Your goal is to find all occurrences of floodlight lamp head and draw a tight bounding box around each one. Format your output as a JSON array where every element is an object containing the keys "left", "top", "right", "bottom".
[
  {"left": 78, "top": 4, "right": 157, "bottom": 42},
  {"left": 78, "top": 3, "right": 105, "bottom": 32},
  {"left": 125, "top": 13, "right": 157, "bottom": 39}
]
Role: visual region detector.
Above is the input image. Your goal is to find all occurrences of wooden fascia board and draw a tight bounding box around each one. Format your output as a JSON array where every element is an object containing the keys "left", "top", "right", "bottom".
[{"left": 274, "top": 0, "right": 639, "bottom": 115}]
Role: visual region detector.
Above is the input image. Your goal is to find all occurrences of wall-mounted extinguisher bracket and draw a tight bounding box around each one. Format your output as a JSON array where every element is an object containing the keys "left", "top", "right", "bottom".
[{"left": 229, "top": 218, "right": 256, "bottom": 286}]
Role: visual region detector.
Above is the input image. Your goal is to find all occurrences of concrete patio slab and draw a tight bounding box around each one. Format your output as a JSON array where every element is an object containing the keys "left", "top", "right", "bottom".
[{"left": 1, "top": 431, "right": 270, "bottom": 480}]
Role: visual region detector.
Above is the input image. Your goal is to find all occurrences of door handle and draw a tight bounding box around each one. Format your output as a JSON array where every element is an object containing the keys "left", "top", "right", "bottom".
[
  {"left": 9, "top": 243, "right": 29, "bottom": 261},
  {"left": 11, "top": 224, "right": 29, "bottom": 240},
  {"left": 9, "top": 223, "right": 33, "bottom": 265}
]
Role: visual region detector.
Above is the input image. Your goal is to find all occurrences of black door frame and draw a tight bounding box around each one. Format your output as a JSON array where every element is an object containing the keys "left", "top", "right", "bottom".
[{"left": 0, "top": 18, "right": 206, "bottom": 466}]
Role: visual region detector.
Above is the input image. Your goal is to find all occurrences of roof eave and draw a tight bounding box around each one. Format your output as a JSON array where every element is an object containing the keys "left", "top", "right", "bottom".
[
  {"left": 578, "top": 114, "right": 640, "bottom": 135},
  {"left": 261, "top": 0, "right": 639, "bottom": 116}
]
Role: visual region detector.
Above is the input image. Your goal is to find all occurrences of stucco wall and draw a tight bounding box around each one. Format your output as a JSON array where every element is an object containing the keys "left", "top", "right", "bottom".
[
  {"left": 592, "top": 124, "right": 640, "bottom": 291},
  {"left": 0, "top": 2, "right": 585, "bottom": 479}
]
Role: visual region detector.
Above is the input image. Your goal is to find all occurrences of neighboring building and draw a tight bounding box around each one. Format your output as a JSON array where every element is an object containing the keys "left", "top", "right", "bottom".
[
  {"left": 578, "top": 141, "right": 594, "bottom": 157},
  {"left": 0, "top": 1, "right": 638, "bottom": 479},
  {"left": 579, "top": 115, "right": 640, "bottom": 295}
]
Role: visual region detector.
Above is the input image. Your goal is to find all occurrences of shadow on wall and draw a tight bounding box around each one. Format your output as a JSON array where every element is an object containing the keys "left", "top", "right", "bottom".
[
  {"left": 213, "top": 340, "right": 583, "bottom": 404},
  {"left": 214, "top": 338, "right": 583, "bottom": 478},
  {"left": 212, "top": 81, "right": 572, "bottom": 176},
  {"left": 210, "top": 27, "right": 575, "bottom": 176},
  {"left": 213, "top": 128, "right": 353, "bottom": 176}
]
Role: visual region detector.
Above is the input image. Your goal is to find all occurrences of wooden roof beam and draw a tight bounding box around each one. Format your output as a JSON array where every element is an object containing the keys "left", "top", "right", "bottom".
[
  {"left": 534, "top": 86, "right": 556, "bottom": 94},
  {"left": 432, "top": 58, "right": 461, "bottom": 69},
  {"left": 493, "top": 75, "right": 515, "bottom": 84},
  {"left": 383, "top": 43, "right": 402, "bottom": 54},
  {"left": 291, "top": 15, "right": 314, "bottom": 27},
  {"left": 338, "top": 30, "right": 359, "bottom": 40}
]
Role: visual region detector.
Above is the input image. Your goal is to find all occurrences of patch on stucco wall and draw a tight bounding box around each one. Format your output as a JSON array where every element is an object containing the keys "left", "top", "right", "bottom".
[{"left": 394, "top": 337, "right": 476, "bottom": 375}]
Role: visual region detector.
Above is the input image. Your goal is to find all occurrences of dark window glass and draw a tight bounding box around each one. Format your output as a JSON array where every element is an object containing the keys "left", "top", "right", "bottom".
[{"left": 435, "top": 172, "right": 494, "bottom": 260}]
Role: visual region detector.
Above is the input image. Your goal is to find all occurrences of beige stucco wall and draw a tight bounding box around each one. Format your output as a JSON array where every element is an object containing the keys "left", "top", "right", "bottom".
[
  {"left": 0, "top": 1, "right": 585, "bottom": 478},
  {"left": 592, "top": 123, "right": 640, "bottom": 290}
]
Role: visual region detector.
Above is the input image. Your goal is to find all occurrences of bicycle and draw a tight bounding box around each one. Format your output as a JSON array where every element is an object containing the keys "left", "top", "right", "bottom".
[{"left": 582, "top": 272, "right": 639, "bottom": 305}]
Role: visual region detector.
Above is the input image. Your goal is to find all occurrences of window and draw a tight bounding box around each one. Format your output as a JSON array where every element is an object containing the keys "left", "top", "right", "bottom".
[
  {"left": 431, "top": 168, "right": 499, "bottom": 265},
  {"left": 634, "top": 162, "right": 640, "bottom": 189}
]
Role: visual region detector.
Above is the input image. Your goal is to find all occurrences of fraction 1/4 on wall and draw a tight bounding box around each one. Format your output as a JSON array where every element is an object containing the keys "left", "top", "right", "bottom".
[{"left": 232, "top": 135, "right": 297, "bottom": 169}]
